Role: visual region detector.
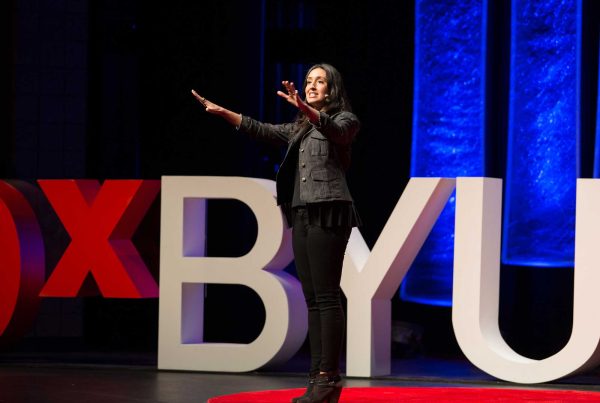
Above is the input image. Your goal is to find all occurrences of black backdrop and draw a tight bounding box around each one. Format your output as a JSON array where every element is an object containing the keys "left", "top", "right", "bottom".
[{"left": 84, "top": 0, "right": 418, "bottom": 358}]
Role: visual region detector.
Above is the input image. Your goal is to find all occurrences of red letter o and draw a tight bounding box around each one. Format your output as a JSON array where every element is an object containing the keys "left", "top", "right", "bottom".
[{"left": 0, "top": 181, "right": 45, "bottom": 344}]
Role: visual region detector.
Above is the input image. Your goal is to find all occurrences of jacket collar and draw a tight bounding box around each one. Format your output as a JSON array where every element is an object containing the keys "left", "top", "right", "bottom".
[{"left": 290, "top": 123, "right": 314, "bottom": 144}]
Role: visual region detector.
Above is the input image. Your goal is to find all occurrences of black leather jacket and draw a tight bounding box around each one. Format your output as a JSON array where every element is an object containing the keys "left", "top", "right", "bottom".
[{"left": 239, "top": 111, "right": 360, "bottom": 206}]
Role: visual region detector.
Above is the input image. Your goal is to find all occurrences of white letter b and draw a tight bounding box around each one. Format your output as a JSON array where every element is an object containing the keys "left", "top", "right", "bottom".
[{"left": 158, "top": 176, "right": 307, "bottom": 372}]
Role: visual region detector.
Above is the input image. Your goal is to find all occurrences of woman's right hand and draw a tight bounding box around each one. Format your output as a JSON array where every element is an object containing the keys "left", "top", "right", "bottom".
[
  {"left": 191, "top": 89, "right": 242, "bottom": 128},
  {"left": 191, "top": 89, "right": 223, "bottom": 115}
]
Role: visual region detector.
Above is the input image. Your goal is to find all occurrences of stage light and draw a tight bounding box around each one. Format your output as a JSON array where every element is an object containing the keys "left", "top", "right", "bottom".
[
  {"left": 501, "top": 0, "right": 580, "bottom": 267},
  {"left": 403, "top": 0, "right": 488, "bottom": 306}
]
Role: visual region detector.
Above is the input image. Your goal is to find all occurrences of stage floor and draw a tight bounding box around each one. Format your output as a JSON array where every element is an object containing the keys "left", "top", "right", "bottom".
[{"left": 1, "top": 352, "right": 599, "bottom": 402}]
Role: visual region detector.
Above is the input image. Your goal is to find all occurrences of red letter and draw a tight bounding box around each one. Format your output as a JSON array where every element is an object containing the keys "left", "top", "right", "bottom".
[
  {"left": 0, "top": 181, "right": 45, "bottom": 343},
  {"left": 38, "top": 180, "right": 160, "bottom": 298}
]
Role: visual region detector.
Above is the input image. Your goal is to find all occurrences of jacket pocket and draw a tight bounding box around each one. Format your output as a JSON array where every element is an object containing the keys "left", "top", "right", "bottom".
[
  {"left": 311, "top": 169, "right": 342, "bottom": 199},
  {"left": 311, "top": 169, "right": 338, "bottom": 181},
  {"left": 310, "top": 136, "right": 329, "bottom": 156}
]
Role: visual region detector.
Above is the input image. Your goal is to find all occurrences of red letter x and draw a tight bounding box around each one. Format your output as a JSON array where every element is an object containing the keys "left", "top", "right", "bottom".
[{"left": 38, "top": 180, "right": 160, "bottom": 298}]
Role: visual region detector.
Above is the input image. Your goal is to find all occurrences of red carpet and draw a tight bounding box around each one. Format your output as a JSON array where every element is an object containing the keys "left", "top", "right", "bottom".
[{"left": 207, "top": 387, "right": 600, "bottom": 402}]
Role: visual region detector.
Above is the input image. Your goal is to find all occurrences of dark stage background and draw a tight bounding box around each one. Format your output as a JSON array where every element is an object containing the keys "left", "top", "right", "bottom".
[{"left": 2, "top": 0, "right": 600, "bottom": 367}]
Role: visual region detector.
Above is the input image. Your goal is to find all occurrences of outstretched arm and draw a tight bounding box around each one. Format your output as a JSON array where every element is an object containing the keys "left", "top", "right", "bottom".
[
  {"left": 191, "top": 89, "right": 242, "bottom": 128},
  {"left": 191, "top": 89, "right": 291, "bottom": 145},
  {"left": 276, "top": 82, "right": 359, "bottom": 145}
]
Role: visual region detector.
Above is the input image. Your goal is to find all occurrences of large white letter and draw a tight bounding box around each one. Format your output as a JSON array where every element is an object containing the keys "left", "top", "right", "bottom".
[
  {"left": 342, "top": 177, "right": 456, "bottom": 376},
  {"left": 158, "top": 176, "right": 307, "bottom": 372},
  {"left": 453, "top": 177, "right": 600, "bottom": 383}
]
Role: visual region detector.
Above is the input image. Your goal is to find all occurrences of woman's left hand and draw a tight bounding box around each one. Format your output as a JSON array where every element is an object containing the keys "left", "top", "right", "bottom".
[
  {"left": 277, "top": 81, "right": 304, "bottom": 109},
  {"left": 276, "top": 80, "right": 319, "bottom": 124}
]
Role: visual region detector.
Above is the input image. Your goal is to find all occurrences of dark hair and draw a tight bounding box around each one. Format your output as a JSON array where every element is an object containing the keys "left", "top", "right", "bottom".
[{"left": 296, "top": 63, "right": 352, "bottom": 126}]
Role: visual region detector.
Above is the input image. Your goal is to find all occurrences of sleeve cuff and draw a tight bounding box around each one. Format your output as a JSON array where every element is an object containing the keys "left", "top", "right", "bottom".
[{"left": 312, "top": 111, "right": 325, "bottom": 129}]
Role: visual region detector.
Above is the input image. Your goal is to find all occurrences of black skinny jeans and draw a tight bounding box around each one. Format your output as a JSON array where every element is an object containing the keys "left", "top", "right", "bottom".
[{"left": 292, "top": 208, "right": 351, "bottom": 374}]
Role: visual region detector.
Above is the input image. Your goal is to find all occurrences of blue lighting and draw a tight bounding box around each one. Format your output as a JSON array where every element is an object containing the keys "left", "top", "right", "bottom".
[
  {"left": 501, "top": 0, "right": 581, "bottom": 267},
  {"left": 403, "top": 0, "right": 487, "bottom": 306}
]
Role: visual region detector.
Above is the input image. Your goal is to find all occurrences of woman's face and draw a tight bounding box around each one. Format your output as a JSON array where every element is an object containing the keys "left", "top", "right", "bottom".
[{"left": 305, "top": 68, "right": 329, "bottom": 110}]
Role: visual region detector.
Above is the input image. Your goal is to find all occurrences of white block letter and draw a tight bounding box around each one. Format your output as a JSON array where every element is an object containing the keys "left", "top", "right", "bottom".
[
  {"left": 453, "top": 177, "right": 600, "bottom": 383},
  {"left": 342, "top": 177, "right": 456, "bottom": 376},
  {"left": 158, "top": 176, "right": 307, "bottom": 372}
]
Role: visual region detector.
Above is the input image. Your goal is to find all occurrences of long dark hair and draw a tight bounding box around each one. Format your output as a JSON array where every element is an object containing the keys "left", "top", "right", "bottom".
[{"left": 296, "top": 63, "right": 352, "bottom": 126}]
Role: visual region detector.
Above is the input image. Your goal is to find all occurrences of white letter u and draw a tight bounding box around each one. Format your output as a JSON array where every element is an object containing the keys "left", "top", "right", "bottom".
[{"left": 452, "top": 177, "right": 600, "bottom": 384}]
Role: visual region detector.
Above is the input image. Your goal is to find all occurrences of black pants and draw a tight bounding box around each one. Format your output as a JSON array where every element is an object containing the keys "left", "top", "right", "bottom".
[{"left": 292, "top": 208, "right": 351, "bottom": 374}]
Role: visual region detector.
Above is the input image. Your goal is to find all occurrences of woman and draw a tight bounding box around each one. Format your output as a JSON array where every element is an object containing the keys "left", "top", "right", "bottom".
[{"left": 192, "top": 63, "right": 360, "bottom": 403}]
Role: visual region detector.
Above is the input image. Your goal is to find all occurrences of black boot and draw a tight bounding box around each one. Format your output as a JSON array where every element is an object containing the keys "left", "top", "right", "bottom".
[
  {"left": 291, "top": 372, "right": 317, "bottom": 403},
  {"left": 297, "top": 371, "right": 342, "bottom": 403}
]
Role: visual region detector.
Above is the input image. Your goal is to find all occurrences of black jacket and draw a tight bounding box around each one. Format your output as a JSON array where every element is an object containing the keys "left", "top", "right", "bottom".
[{"left": 239, "top": 110, "right": 360, "bottom": 206}]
